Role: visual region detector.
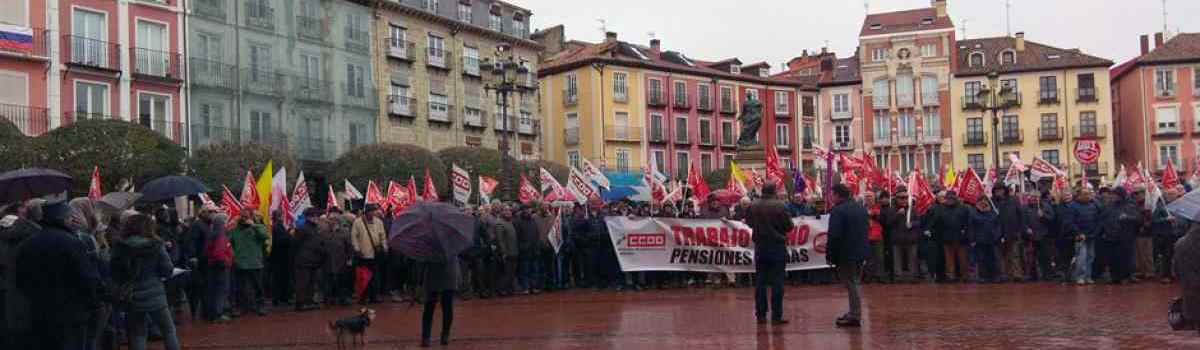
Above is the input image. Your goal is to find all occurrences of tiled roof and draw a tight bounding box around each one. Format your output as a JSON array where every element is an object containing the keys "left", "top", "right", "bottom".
[
  {"left": 822, "top": 57, "right": 861, "bottom": 86},
  {"left": 1110, "top": 58, "right": 1138, "bottom": 81},
  {"left": 1139, "top": 33, "right": 1200, "bottom": 65},
  {"left": 954, "top": 37, "right": 1113, "bottom": 77},
  {"left": 860, "top": 8, "right": 953, "bottom": 37},
  {"left": 538, "top": 40, "right": 808, "bottom": 88}
]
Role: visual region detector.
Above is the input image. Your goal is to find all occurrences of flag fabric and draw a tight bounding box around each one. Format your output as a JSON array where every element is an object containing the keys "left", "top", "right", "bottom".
[
  {"left": 344, "top": 179, "right": 364, "bottom": 200},
  {"left": 199, "top": 193, "right": 217, "bottom": 210},
  {"left": 451, "top": 164, "right": 472, "bottom": 205},
  {"left": 240, "top": 171, "right": 260, "bottom": 212},
  {"left": 983, "top": 168, "right": 997, "bottom": 195},
  {"left": 1003, "top": 163, "right": 1023, "bottom": 189},
  {"left": 1052, "top": 174, "right": 1068, "bottom": 198},
  {"left": 547, "top": 209, "right": 564, "bottom": 254},
  {"left": 792, "top": 165, "right": 806, "bottom": 194},
  {"left": 644, "top": 166, "right": 666, "bottom": 205},
  {"left": 942, "top": 165, "right": 956, "bottom": 189},
  {"left": 764, "top": 146, "right": 787, "bottom": 186},
  {"left": 1008, "top": 153, "right": 1027, "bottom": 172},
  {"left": 255, "top": 161, "right": 273, "bottom": 227},
  {"left": 726, "top": 175, "right": 747, "bottom": 198},
  {"left": 908, "top": 171, "right": 935, "bottom": 215},
  {"left": 423, "top": 169, "right": 439, "bottom": 202},
  {"left": 730, "top": 161, "right": 748, "bottom": 185},
  {"left": 365, "top": 180, "right": 386, "bottom": 210},
  {"left": 221, "top": 185, "right": 242, "bottom": 229},
  {"left": 88, "top": 166, "right": 103, "bottom": 201},
  {"left": 1190, "top": 159, "right": 1200, "bottom": 189},
  {"left": 290, "top": 172, "right": 313, "bottom": 214},
  {"left": 539, "top": 168, "right": 559, "bottom": 192},
  {"left": 1127, "top": 163, "right": 1148, "bottom": 190},
  {"left": 518, "top": 174, "right": 540, "bottom": 204},
  {"left": 478, "top": 176, "right": 499, "bottom": 204},
  {"left": 823, "top": 145, "right": 836, "bottom": 211},
  {"left": 386, "top": 181, "right": 411, "bottom": 216},
  {"left": 0, "top": 24, "right": 34, "bottom": 51},
  {"left": 568, "top": 166, "right": 600, "bottom": 204},
  {"left": 687, "top": 162, "right": 711, "bottom": 203},
  {"left": 326, "top": 184, "right": 340, "bottom": 213},
  {"left": 581, "top": 158, "right": 611, "bottom": 190},
  {"left": 749, "top": 168, "right": 765, "bottom": 192},
  {"left": 271, "top": 167, "right": 291, "bottom": 227},
  {"left": 1163, "top": 160, "right": 1181, "bottom": 189},
  {"left": 663, "top": 181, "right": 683, "bottom": 204},
  {"left": 1029, "top": 157, "right": 1065, "bottom": 179},
  {"left": 407, "top": 176, "right": 419, "bottom": 203},
  {"left": 955, "top": 167, "right": 986, "bottom": 205},
  {"left": 1115, "top": 164, "right": 1129, "bottom": 190},
  {"left": 1146, "top": 184, "right": 1164, "bottom": 211}
]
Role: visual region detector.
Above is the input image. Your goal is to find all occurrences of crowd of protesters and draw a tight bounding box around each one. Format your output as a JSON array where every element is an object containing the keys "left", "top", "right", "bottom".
[{"left": 2, "top": 178, "right": 1198, "bottom": 349}]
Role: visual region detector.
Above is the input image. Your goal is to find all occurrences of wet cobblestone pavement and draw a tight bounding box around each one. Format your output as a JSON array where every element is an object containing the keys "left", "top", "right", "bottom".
[{"left": 177, "top": 282, "right": 1199, "bottom": 349}]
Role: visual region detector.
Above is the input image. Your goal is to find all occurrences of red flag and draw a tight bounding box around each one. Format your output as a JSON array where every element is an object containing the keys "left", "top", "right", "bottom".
[
  {"left": 1162, "top": 160, "right": 1180, "bottom": 189},
  {"left": 518, "top": 174, "right": 539, "bottom": 204},
  {"left": 726, "top": 174, "right": 747, "bottom": 197},
  {"left": 688, "top": 162, "right": 711, "bottom": 203},
  {"left": 365, "top": 180, "right": 387, "bottom": 211},
  {"left": 88, "top": 166, "right": 102, "bottom": 201},
  {"left": 955, "top": 168, "right": 986, "bottom": 205},
  {"left": 1127, "top": 164, "right": 1147, "bottom": 190},
  {"left": 221, "top": 185, "right": 242, "bottom": 228},
  {"left": 764, "top": 146, "right": 787, "bottom": 186},
  {"left": 478, "top": 176, "right": 499, "bottom": 204},
  {"left": 239, "top": 171, "right": 260, "bottom": 211},
  {"left": 908, "top": 171, "right": 935, "bottom": 215},
  {"left": 387, "top": 181, "right": 410, "bottom": 215},
  {"left": 422, "top": 169, "right": 439, "bottom": 201},
  {"left": 326, "top": 184, "right": 340, "bottom": 213},
  {"left": 407, "top": 176, "right": 419, "bottom": 202}
]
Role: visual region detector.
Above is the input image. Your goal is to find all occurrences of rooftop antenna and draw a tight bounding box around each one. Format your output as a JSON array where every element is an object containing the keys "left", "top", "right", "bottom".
[
  {"left": 1162, "top": 0, "right": 1169, "bottom": 38},
  {"left": 1005, "top": 0, "right": 1012, "bottom": 36},
  {"left": 647, "top": 31, "right": 656, "bottom": 40},
  {"left": 864, "top": 0, "right": 870, "bottom": 15},
  {"left": 960, "top": 19, "right": 970, "bottom": 39},
  {"left": 596, "top": 18, "right": 607, "bottom": 37}
]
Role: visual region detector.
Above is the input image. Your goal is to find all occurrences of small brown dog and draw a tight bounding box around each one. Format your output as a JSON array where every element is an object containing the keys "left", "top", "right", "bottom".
[{"left": 329, "top": 308, "right": 376, "bottom": 349}]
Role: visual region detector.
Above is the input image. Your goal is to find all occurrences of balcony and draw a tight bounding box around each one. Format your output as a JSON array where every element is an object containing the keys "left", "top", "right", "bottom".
[
  {"left": 562, "top": 90, "right": 578, "bottom": 106},
  {"left": 831, "top": 109, "right": 852, "bottom": 121},
  {"left": 961, "top": 96, "right": 984, "bottom": 110},
  {"left": 873, "top": 95, "right": 890, "bottom": 109},
  {"left": 921, "top": 92, "right": 939, "bottom": 106},
  {"left": 1038, "top": 127, "right": 1063, "bottom": 141},
  {"left": 241, "top": 68, "right": 284, "bottom": 96},
  {"left": 721, "top": 134, "right": 737, "bottom": 148},
  {"left": 896, "top": 133, "right": 917, "bottom": 145},
  {"left": 720, "top": 101, "right": 735, "bottom": 114},
  {"left": 605, "top": 126, "right": 642, "bottom": 142},
  {"left": 995, "top": 92, "right": 1021, "bottom": 108},
  {"left": 296, "top": 16, "right": 326, "bottom": 41},
  {"left": 494, "top": 114, "right": 516, "bottom": 132},
  {"left": 920, "top": 130, "right": 942, "bottom": 144},
  {"left": 897, "top": 92, "right": 914, "bottom": 107},
  {"left": 296, "top": 137, "right": 336, "bottom": 162},
  {"left": 999, "top": 129, "right": 1024, "bottom": 145},
  {"left": 565, "top": 127, "right": 579, "bottom": 145},
  {"left": 462, "top": 56, "right": 480, "bottom": 77},
  {"left": 426, "top": 48, "right": 449, "bottom": 69},
  {"left": 387, "top": 95, "right": 415, "bottom": 117},
  {"left": 63, "top": 35, "right": 120, "bottom": 71},
  {"left": 345, "top": 29, "right": 370, "bottom": 53},
  {"left": 193, "top": 0, "right": 226, "bottom": 21},
  {"left": 189, "top": 57, "right": 237, "bottom": 90},
  {"left": 0, "top": 103, "right": 50, "bottom": 136},
  {"left": 962, "top": 132, "right": 988, "bottom": 147},
  {"left": 674, "top": 130, "right": 690, "bottom": 145},
  {"left": 63, "top": 111, "right": 119, "bottom": 125},
  {"left": 385, "top": 38, "right": 415, "bottom": 61},
  {"left": 340, "top": 84, "right": 379, "bottom": 110},
  {"left": 518, "top": 118, "right": 537, "bottom": 135},
  {"left": 1071, "top": 162, "right": 1110, "bottom": 176},
  {"left": 1039, "top": 89, "right": 1061, "bottom": 105},
  {"left": 832, "top": 140, "right": 854, "bottom": 151},
  {"left": 1076, "top": 88, "right": 1098, "bottom": 103},
  {"left": 292, "top": 78, "right": 333, "bottom": 103},
  {"left": 672, "top": 97, "right": 690, "bottom": 110},
  {"left": 775, "top": 105, "right": 790, "bottom": 118},
  {"left": 1154, "top": 127, "right": 1182, "bottom": 137},
  {"left": 190, "top": 123, "right": 289, "bottom": 151},
  {"left": 463, "top": 108, "right": 486, "bottom": 128},
  {"left": 1073, "top": 125, "right": 1107, "bottom": 139},
  {"left": 244, "top": 2, "right": 275, "bottom": 32},
  {"left": 613, "top": 91, "right": 628, "bottom": 103},
  {"left": 697, "top": 98, "right": 713, "bottom": 112},
  {"left": 647, "top": 93, "right": 666, "bottom": 107},
  {"left": 873, "top": 134, "right": 893, "bottom": 147},
  {"left": 428, "top": 102, "right": 452, "bottom": 123},
  {"left": 131, "top": 47, "right": 182, "bottom": 81},
  {"left": 649, "top": 128, "right": 667, "bottom": 143},
  {"left": 0, "top": 27, "right": 49, "bottom": 60},
  {"left": 137, "top": 118, "right": 186, "bottom": 144}
]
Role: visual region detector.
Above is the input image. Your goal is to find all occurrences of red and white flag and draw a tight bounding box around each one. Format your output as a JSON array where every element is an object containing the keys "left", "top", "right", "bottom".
[
  {"left": 1008, "top": 153, "right": 1028, "bottom": 172},
  {"left": 221, "top": 185, "right": 242, "bottom": 228},
  {"left": 451, "top": 164, "right": 472, "bottom": 205},
  {"left": 908, "top": 170, "right": 935, "bottom": 215},
  {"left": 422, "top": 169, "right": 439, "bottom": 202},
  {"left": 982, "top": 168, "right": 997, "bottom": 195},
  {"left": 343, "top": 179, "right": 364, "bottom": 200},
  {"left": 326, "top": 184, "right": 340, "bottom": 213},
  {"left": 580, "top": 158, "right": 610, "bottom": 190},
  {"left": 1162, "top": 160, "right": 1181, "bottom": 189},
  {"left": 365, "top": 180, "right": 387, "bottom": 210},
  {"left": 1029, "top": 157, "right": 1065, "bottom": 179},
  {"left": 764, "top": 146, "right": 787, "bottom": 186},
  {"left": 644, "top": 166, "right": 666, "bottom": 205},
  {"left": 955, "top": 167, "right": 986, "bottom": 205},
  {"left": 290, "top": 171, "right": 313, "bottom": 214},
  {"left": 88, "top": 166, "right": 102, "bottom": 201},
  {"left": 518, "top": 174, "right": 539, "bottom": 204},
  {"left": 387, "top": 181, "right": 411, "bottom": 216},
  {"left": 199, "top": 193, "right": 217, "bottom": 211},
  {"left": 1127, "top": 163, "right": 1148, "bottom": 190},
  {"left": 478, "top": 176, "right": 499, "bottom": 204},
  {"left": 240, "top": 171, "right": 260, "bottom": 211},
  {"left": 687, "top": 162, "right": 711, "bottom": 204},
  {"left": 568, "top": 166, "right": 599, "bottom": 204}
]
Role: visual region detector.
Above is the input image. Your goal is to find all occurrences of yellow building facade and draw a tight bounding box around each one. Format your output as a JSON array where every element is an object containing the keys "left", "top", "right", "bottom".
[
  {"left": 539, "top": 63, "right": 647, "bottom": 171},
  {"left": 951, "top": 34, "right": 1115, "bottom": 182}
]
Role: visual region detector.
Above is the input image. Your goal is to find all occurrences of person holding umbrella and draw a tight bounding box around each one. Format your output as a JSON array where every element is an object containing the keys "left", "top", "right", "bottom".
[{"left": 388, "top": 201, "right": 477, "bottom": 347}]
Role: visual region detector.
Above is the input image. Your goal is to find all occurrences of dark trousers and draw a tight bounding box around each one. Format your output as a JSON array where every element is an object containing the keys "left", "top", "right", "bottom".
[
  {"left": 976, "top": 244, "right": 1000, "bottom": 282},
  {"left": 1094, "top": 240, "right": 1114, "bottom": 281},
  {"left": 1111, "top": 239, "right": 1135, "bottom": 282},
  {"left": 420, "top": 291, "right": 455, "bottom": 342},
  {"left": 754, "top": 254, "right": 786, "bottom": 321},
  {"left": 517, "top": 254, "right": 542, "bottom": 291},
  {"left": 1156, "top": 236, "right": 1178, "bottom": 278},
  {"left": 467, "top": 257, "right": 493, "bottom": 296},
  {"left": 498, "top": 257, "right": 518, "bottom": 294},
  {"left": 204, "top": 266, "right": 230, "bottom": 320},
  {"left": 1055, "top": 239, "right": 1076, "bottom": 282},
  {"left": 30, "top": 319, "right": 87, "bottom": 350},
  {"left": 326, "top": 270, "right": 351, "bottom": 304},
  {"left": 233, "top": 268, "right": 263, "bottom": 312},
  {"left": 294, "top": 267, "right": 318, "bottom": 306},
  {"left": 1033, "top": 239, "right": 1057, "bottom": 280},
  {"left": 270, "top": 260, "right": 292, "bottom": 305}
]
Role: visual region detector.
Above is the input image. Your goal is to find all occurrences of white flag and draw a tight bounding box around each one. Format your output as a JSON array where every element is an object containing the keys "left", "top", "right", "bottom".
[
  {"left": 547, "top": 209, "right": 564, "bottom": 255},
  {"left": 344, "top": 179, "right": 364, "bottom": 200},
  {"left": 270, "top": 167, "right": 288, "bottom": 212},
  {"left": 568, "top": 166, "right": 599, "bottom": 204},
  {"left": 451, "top": 164, "right": 472, "bottom": 205},
  {"left": 290, "top": 171, "right": 313, "bottom": 213},
  {"left": 581, "top": 158, "right": 611, "bottom": 190}
]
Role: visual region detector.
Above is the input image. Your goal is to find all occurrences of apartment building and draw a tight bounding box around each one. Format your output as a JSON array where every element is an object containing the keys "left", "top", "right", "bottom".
[
  {"left": 375, "top": 0, "right": 541, "bottom": 159},
  {"left": 1112, "top": 32, "right": 1200, "bottom": 174}
]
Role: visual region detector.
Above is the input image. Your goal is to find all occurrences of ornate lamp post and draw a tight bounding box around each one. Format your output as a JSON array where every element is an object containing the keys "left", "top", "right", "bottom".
[
  {"left": 980, "top": 70, "right": 1012, "bottom": 173},
  {"left": 480, "top": 43, "right": 536, "bottom": 201}
]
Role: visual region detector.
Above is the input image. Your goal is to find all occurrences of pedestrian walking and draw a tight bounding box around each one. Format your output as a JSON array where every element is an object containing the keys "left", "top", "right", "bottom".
[
  {"left": 111, "top": 213, "right": 181, "bottom": 350},
  {"left": 228, "top": 210, "right": 270, "bottom": 316},
  {"left": 746, "top": 183, "right": 794, "bottom": 326},
  {"left": 827, "top": 184, "right": 869, "bottom": 328}
]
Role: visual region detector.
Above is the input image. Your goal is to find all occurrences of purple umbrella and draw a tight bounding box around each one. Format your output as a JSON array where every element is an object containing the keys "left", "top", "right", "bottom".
[
  {"left": 0, "top": 168, "right": 72, "bottom": 204},
  {"left": 388, "top": 201, "right": 475, "bottom": 262}
]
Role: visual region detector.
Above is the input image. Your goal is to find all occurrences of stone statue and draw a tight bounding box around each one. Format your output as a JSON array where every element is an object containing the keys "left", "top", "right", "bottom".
[{"left": 736, "top": 95, "right": 763, "bottom": 147}]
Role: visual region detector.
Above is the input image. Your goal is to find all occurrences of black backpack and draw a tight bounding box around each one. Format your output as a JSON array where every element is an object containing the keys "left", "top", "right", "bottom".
[{"left": 108, "top": 252, "right": 144, "bottom": 308}]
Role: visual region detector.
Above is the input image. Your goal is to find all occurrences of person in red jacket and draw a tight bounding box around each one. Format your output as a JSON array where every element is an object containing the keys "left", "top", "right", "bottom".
[{"left": 864, "top": 192, "right": 887, "bottom": 283}]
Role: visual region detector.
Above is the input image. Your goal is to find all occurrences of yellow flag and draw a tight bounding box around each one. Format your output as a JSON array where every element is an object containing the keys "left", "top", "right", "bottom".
[
  {"left": 256, "top": 160, "right": 273, "bottom": 227},
  {"left": 730, "top": 161, "right": 747, "bottom": 184},
  {"left": 943, "top": 164, "right": 957, "bottom": 189}
]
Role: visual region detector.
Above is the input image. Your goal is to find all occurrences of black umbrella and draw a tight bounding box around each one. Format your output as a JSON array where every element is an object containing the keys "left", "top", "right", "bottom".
[
  {"left": 388, "top": 201, "right": 475, "bottom": 262},
  {"left": 139, "top": 175, "right": 210, "bottom": 203},
  {"left": 0, "top": 168, "right": 73, "bottom": 204},
  {"left": 97, "top": 192, "right": 142, "bottom": 214}
]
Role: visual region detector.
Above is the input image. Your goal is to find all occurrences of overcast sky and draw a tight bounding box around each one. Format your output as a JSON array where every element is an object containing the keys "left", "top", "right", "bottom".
[{"left": 524, "top": 0, "right": 1199, "bottom": 71}]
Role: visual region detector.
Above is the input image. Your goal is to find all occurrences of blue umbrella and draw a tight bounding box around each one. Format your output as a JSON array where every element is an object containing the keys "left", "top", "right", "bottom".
[
  {"left": 601, "top": 186, "right": 638, "bottom": 202},
  {"left": 139, "top": 175, "right": 210, "bottom": 203},
  {"left": 388, "top": 201, "right": 475, "bottom": 262},
  {"left": 0, "top": 168, "right": 72, "bottom": 204}
]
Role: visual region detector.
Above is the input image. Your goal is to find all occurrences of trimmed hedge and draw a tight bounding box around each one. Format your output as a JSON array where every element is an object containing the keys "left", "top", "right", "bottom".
[
  {"left": 33, "top": 119, "right": 186, "bottom": 196},
  {"left": 329, "top": 143, "right": 446, "bottom": 198},
  {"left": 188, "top": 143, "right": 299, "bottom": 193}
]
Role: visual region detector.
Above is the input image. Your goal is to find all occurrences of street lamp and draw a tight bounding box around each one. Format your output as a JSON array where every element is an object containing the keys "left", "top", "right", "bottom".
[
  {"left": 980, "top": 70, "right": 1014, "bottom": 175},
  {"left": 480, "top": 43, "right": 536, "bottom": 201}
]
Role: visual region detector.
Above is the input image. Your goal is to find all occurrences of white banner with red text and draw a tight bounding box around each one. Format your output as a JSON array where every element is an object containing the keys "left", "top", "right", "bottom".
[{"left": 604, "top": 216, "right": 831, "bottom": 273}]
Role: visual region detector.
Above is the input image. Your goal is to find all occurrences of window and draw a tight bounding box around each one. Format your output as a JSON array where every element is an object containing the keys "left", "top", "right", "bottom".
[
  {"left": 388, "top": 25, "right": 407, "bottom": 50},
  {"left": 833, "top": 93, "right": 850, "bottom": 115},
  {"left": 134, "top": 20, "right": 167, "bottom": 76},
  {"left": 921, "top": 76, "right": 938, "bottom": 104},
  {"left": 1156, "top": 106, "right": 1179, "bottom": 132},
  {"left": 568, "top": 151, "right": 580, "bottom": 170},
  {"left": 565, "top": 73, "right": 578, "bottom": 101},
  {"left": 873, "top": 114, "right": 890, "bottom": 141},
  {"left": 648, "top": 79, "right": 663, "bottom": 103},
  {"left": 720, "top": 86, "right": 734, "bottom": 111},
  {"left": 424, "top": 0, "right": 439, "bottom": 12},
  {"left": 896, "top": 75, "right": 914, "bottom": 106},
  {"left": 775, "top": 91, "right": 789, "bottom": 113},
  {"left": 248, "top": 44, "right": 273, "bottom": 83},
  {"left": 900, "top": 150, "right": 916, "bottom": 175},
  {"left": 1159, "top": 144, "right": 1179, "bottom": 168},
  {"left": 489, "top": 12, "right": 502, "bottom": 32},
  {"left": 802, "top": 96, "right": 815, "bottom": 116},
  {"left": 834, "top": 123, "right": 851, "bottom": 145},
  {"left": 1002, "top": 115, "right": 1019, "bottom": 141},
  {"left": 1000, "top": 79, "right": 1018, "bottom": 94},
  {"left": 699, "top": 119, "right": 712, "bottom": 144},
  {"left": 652, "top": 150, "right": 666, "bottom": 174},
  {"left": 966, "top": 117, "right": 984, "bottom": 143},
  {"left": 873, "top": 79, "right": 889, "bottom": 107},
  {"left": 721, "top": 121, "right": 734, "bottom": 145},
  {"left": 348, "top": 122, "right": 369, "bottom": 148},
  {"left": 674, "top": 81, "right": 687, "bottom": 106},
  {"left": 923, "top": 149, "right": 940, "bottom": 176},
  {"left": 875, "top": 153, "right": 887, "bottom": 170},
  {"left": 747, "top": 89, "right": 759, "bottom": 101},
  {"left": 968, "top": 154, "right": 985, "bottom": 176},
  {"left": 898, "top": 110, "right": 915, "bottom": 138},
  {"left": 1078, "top": 73, "right": 1096, "bottom": 99},
  {"left": 694, "top": 153, "right": 711, "bottom": 174},
  {"left": 616, "top": 149, "right": 630, "bottom": 172},
  {"left": 920, "top": 44, "right": 937, "bottom": 57},
  {"left": 1000, "top": 50, "right": 1016, "bottom": 64},
  {"left": 923, "top": 107, "right": 940, "bottom": 137},
  {"left": 722, "top": 154, "right": 734, "bottom": 169},
  {"left": 675, "top": 152, "right": 690, "bottom": 178},
  {"left": 698, "top": 85, "right": 711, "bottom": 109},
  {"left": 1039, "top": 76, "right": 1058, "bottom": 101},
  {"left": 1156, "top": 69, "right": 1175, "bottom": 97},
  {"left": 427, "top": 34, "right": 444, "bottom": 64},
  {"left": 1195, "top": 68, "right": 1200, "bottom": 95},
  {"left": 969, "top": 52, "right": 984, "bottom": 67},
  {"left": 429, "top": 92, "right": 448, "bottom": 120},
  {"left": 463, "top": 45, "right": 479, "bottom": 74},
  {"left": 776, "top": 123, "right": 790, "bottom": 147},
  {"left": 1040, "top": 113, "right": 1058, "bottom": 137},
  {"left": 871, "top": 48, "right": 888, "bottom": 62},
  {"left": 389, "top": 84, "right": 410, "bottom": 112},
  {"left": 74, "top": 81, "right": 108, "bottom": 118},
  {"left": 613, "top": 72, "right": 628, "bottom": 101},
  {"left": 457, "top": 2, "right": 472, "bottom": 22},
  {"left": 344, "top": 13, "right": 367, "bottom": 46},
  {"left": 802, "top": 123, "right": 814, "bottom": 149},
  {"left": 964, "top": 81, "right": 983, "bottom": 104},
  {"left": 675, "top": 117, "right": 688, "bottom": 143},
  {"left": 1080, "top": 111, "right": 1098, "bottom": 136},
  {"left": 248, "top": 109, "right": 272, "bottom": 142},
  {"left": 649, "top": 114, "right": 664, "bottom": 140},
  {"left": 345, "top": 64, "right": 365, "bottom": 98},
  {"left": 512, "top": 15, "right": 526, "bottom": 38},
  {"left": 1042, "top": 150, "right": 1060, "bottom": 166},
  {"left": 137, "top": 93, "right": 170, "bottom": 136}
]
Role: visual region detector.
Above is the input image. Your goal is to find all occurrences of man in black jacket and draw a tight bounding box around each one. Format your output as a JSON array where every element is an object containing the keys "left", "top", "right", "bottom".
[
  {"left": 15, "top": 200, "right": 101, "bottom": 349},
  {"left": 930, "top": 192, "right": 970, "bottom": 282},
  {"left": 993, "top": 186, "right": 1028, "bottom": 282},
  {"left": 827, "top": 184, "right": 869, "bottom": 327},
  {"left": 746, "top": 184, "right": 794, "bottom": 325}
]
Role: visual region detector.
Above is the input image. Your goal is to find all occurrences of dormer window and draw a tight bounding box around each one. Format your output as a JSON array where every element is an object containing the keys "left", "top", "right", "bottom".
[
  {"left": 759, "top": 68, "right": 769, "bottom": 77},
  {"left": 1000, "top": 50, "right": 1016, "bottom": 65},
  {"left": 679, "top": 54, "right": 695, "bottom": 67},
  {"left": 731, "top": 65, "right": 741, "bottom": 74},
  {"left": 627, "top": 46, "right": 649, "bottom": 60},
  {"left": 921, "top": 17, "right": 934, "bottom": 25},
  {"left": 1046, "top": 54, "right": 1061, "bottom": 60},
  {"left": 869, "top": 23, "right": 882, "bottom": 30},
  {"left": 969, "top": 52, "right": 985, "bottom": 67}
]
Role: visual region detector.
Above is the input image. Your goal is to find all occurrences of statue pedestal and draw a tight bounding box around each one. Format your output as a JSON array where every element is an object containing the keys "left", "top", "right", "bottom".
[{"left": 734, "top": 146, "right": 767, "bottom": 173}]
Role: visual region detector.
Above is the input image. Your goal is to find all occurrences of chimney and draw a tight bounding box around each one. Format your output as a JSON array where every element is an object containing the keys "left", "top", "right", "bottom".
[
  {"left": 1014, "top": 32, "right": 1025, "bottom": 51},
  {"left": 1154, "top": 32, "right": 1165, "bottom": 48},
  {"left": 604, "top": 31, "right": 618, "bottom": 44},
  {"left": 933, "top": 0, "right": 948, "bottom": 18},
  {"left": 1140, "top": 34, "right": 1150, "bottom": 55},
  {"left": 649, "top": 39, "right": 661, "bottom": 53},
  {"left": 802, "top": 49, "right": 808, "bottom": 58}
]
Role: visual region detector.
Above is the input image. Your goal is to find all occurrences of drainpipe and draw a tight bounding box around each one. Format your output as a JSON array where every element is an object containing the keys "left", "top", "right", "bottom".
[
  {"left": 182, "top": 0, "right": 191, "bottom": 156},
  {"left": 592, "top": 62, "right": 606, "bottom": 168}
]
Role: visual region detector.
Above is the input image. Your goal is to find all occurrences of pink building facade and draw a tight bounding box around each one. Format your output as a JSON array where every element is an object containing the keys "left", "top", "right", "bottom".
[{"left": 1112, "top": 32, "right": 1200, "bottom": 175}]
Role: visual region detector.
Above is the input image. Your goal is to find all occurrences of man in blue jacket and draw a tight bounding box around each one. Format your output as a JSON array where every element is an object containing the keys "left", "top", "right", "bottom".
[
  {"left": 827, "top": 184, "right": 869, "bottom": 327},
  {"left": 1066, "top": 187, "right": 1102, "bottom": 285}
]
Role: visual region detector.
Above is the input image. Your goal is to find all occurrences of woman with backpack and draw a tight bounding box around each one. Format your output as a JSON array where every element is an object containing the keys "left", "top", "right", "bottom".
[
  {"left": 111, "top": 213, "right": 180, "bottom": 350},
  {"left": 203, "top": 213, "right": 234, "bottom": 322}
]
